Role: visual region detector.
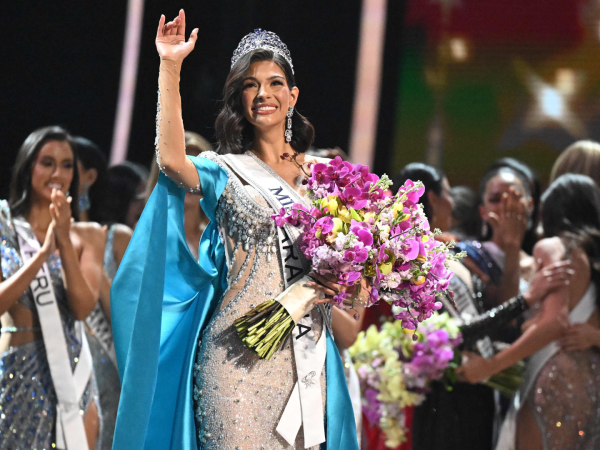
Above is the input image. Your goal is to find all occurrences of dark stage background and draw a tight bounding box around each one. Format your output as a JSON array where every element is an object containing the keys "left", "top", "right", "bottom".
[{"left": 0, "top": 1, "right": 406, "bottom": 199}]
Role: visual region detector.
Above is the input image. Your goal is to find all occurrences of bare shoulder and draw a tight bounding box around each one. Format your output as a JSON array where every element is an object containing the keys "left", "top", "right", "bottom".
[
  {"left": 532, "top": 237, "right": 565, "bottom": 265},
  {"left": 110, "top": 224, "right": 133, "bottom": 265},
  {"left": 72, "top": 221, "right": 106, "bottom": 246},
  {"left": 112, "top": 224, "right": 133, "bottom": 248}
]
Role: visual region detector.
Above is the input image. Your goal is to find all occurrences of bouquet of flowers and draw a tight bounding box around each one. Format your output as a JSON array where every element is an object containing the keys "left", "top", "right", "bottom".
[
  {"left": 349, "top": 312, "right": 463, "bottom": 448},
  {"left": 235, "top": 156, "right": 463, "bottom": 359}
]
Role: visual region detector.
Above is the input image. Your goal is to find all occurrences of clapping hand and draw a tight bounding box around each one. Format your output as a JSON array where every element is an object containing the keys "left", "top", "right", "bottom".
[
  {"left": 156, "top": 9, "right": 198, "bottom": 62},
  {"left": 49, "top": 188, "right": 72, "bottom": 245}
]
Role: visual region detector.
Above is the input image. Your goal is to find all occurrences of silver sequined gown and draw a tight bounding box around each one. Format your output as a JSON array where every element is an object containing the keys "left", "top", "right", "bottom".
[
  {"left": 0, "top": 201, "right": 100, "bottom": 448},
  {"left": 85, "top": 224, "right": 121, "bottom": 449},
  {"left": 525, "top": 342, "right": 600, "bottom": 449},
  {"left": 192, "top": 152, "right": 326, "bottom": 450}
]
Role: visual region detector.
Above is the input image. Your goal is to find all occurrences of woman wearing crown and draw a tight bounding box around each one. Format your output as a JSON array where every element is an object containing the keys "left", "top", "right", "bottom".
[{"left": 111, "top": 9, "right": 359, "bottom": 450}]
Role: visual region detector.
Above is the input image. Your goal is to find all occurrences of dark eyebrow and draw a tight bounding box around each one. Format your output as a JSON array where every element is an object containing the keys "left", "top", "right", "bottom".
[{"left": 242, "top": 75, "right": 285, "bottom": 82}]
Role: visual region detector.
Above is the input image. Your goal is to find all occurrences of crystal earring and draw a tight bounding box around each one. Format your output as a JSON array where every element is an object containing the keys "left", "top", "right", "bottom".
[
  {"left": 285, "top": 106, "right": 294, "bottom": 143},
  {"left": 79, "top": 183, "right": 91, "bottom": 213}
]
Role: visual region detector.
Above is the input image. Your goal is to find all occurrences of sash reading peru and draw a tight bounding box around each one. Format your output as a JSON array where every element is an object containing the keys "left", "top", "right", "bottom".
[{"left": 14, "top": 218, "right": 92, "bottom": 450}]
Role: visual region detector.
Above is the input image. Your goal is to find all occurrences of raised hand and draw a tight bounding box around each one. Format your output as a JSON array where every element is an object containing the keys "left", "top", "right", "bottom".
[
  {"left": 49, "top": 188, "right": 72, "bottom": 244},
  {"left": 156, "top": 9, "right": 198, "bottom": 62},
  {"left": 487, "top": 187, "right": 528, "bottom": 250}
]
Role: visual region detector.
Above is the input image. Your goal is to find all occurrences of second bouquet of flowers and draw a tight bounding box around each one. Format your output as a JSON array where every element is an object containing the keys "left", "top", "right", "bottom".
[{"left": 235, "top": 156, "right": 462, "bottom": 359}]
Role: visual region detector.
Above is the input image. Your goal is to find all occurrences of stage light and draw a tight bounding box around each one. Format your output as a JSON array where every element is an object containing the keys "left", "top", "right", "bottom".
[
  {"left": 449, "top": 37, "right": 469, "bottom": 62},
  {"left": 540, "top": 86, "right": 564, "bottom": 119}
]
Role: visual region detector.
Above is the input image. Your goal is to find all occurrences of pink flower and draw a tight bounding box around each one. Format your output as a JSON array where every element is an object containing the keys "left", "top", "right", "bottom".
[
  {"left": 340, "top": 186, "right": 369, "bottom": 210},
  {"left": 314, "top": 216, "right": 334, "bottom": 235},
  {"left": 350, "top": 220, "right": 374, "bottom": 247},
  {"left": 271, "top": 208, "right": 287, "bottom": 227},
  {"left": 344, "top": 247, "right": 369, "bottom": 263},
  {"left": 339, "top": 271, "right": 362, "bottom": 286}
]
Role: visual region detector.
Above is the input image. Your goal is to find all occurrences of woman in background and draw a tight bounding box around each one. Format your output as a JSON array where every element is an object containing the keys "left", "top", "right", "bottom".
[
  {"left": 0, "top": 126, "right": 105, "bottom": 448},
  {"left": 550, "top": 140, "right": 600, "bottom": 185},
  {"left": 458, "top": 165, "right": 534, "bottom": 312},
  {"left": 460, "top": 174, "right": 600, "bottom": 449},
  {"left": 95, "top": 162, "right": 148, "bottom": 229},
  {"left": 73, "top": 136, "right": 132, "bottom": 449}
]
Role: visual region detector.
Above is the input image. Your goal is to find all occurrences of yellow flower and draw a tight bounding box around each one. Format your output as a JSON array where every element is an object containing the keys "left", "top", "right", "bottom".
[
  {"left": 320, "top": 196, "right": 339, "bottom": 215},
  {"left": 392, "top": 202, "right": 404, "bottom": 219},
  {"left": 412, "top": 276, "right": 426, "bottom": 285},
  {"left": 337, "top": 206, "right": 352, "bottom": 223},
  {"left": 325, "top": 217, "right": 345, "bottom": 244},
  {"left": 378, "top": 250, "right": 396, "bottom": 275}
]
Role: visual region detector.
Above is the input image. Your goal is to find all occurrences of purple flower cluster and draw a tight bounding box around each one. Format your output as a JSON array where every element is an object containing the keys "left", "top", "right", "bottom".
[
  {"left": 271, "top": 157, "right": 457, "bottom": 329},
  {"left": 405, "top": 328, "right": 462, "bottom": 385}
]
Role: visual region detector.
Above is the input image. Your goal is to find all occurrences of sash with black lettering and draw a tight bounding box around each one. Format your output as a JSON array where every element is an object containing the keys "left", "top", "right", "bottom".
[
  {"left": 222, "top": 151, "right": 328, "bottom": 447},
  {"left": 13, "top": 218, "right": 92, "bottom": 450}
]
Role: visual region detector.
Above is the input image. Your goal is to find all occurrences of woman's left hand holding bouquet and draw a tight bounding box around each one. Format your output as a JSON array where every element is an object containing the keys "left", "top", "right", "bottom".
[{"left": 308, "top": 272, "right": 371, "bottom": 308}]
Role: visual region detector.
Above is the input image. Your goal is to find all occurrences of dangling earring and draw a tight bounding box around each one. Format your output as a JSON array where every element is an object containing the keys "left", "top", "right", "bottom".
[
  {"left": 285, "top": 106, "right": 294, "bottom": 143},
  {"left": 481, "top": 220, "right": 488, "bottom": 239},
  {"left": 79, "top": 183, "right": 91, "bottom": 213}
]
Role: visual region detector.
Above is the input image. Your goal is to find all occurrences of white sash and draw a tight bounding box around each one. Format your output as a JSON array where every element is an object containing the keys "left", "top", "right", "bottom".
[
  {"left": 14, "top": 219, "right": 92, "bottom": 450},
  {"left": 495, "top": 283, "right": 597, "bottom": 450},
  {"left": 222, "top": 152, "right": 329, "bottom": 448}
]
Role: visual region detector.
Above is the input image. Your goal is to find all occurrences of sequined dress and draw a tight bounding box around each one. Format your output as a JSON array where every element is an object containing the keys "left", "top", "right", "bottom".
[
  {"left": 192, "top": 152, "right": 326, "bottom": 449},
  {"left": 0, "top": 201, "right": 100, "bottom": 448},
  {"left": 86, "top": 224, "right": 120, "bottom": 449}
]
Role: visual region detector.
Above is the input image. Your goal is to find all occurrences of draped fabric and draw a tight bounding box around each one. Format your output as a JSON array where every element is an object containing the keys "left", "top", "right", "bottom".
[{"left": 111, "top": 156, "right": 357, "bottom": 450}]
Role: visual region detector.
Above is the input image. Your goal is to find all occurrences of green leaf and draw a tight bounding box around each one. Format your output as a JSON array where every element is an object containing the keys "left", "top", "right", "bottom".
[{"left": 350, "top": 207, "right": 362, "bottom": 222}]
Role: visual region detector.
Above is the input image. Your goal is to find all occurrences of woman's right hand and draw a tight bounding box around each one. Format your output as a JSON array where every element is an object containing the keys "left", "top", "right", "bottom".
[
  {"left": 522, "top": 260, "right": 574, "bottom": 306},
  {"left": 156, "top": 9, "right": 198, "bottom": 62},
  {"left": 487, "top": 187, "right": 528, "bottom": 250}
]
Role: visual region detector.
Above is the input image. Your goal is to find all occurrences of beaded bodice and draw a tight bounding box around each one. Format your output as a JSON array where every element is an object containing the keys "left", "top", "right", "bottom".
[{"left": 192, "top": 152, "right": 325, "bottom": 449}]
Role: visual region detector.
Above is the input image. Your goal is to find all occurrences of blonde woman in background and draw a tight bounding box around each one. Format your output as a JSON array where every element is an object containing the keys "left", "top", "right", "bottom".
[{"left": 550, "top": 140, "right": 600, "bottom": 185}]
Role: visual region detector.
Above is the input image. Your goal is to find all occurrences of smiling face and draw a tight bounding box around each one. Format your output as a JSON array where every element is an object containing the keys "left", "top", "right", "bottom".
[
  {"left": 241, "top": 60, "right": 298, "bottom": 134},
  {"left": 30, "top": 140, "right": 74, "bottom": 203}
]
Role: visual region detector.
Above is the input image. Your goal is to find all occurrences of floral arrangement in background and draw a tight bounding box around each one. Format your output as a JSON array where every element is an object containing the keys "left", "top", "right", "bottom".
[{"left": 349, "top": 313, "right": 463, "bottom": 448}]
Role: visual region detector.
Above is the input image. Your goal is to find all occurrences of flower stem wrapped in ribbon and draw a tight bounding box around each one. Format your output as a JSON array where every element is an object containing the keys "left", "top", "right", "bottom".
[{"left": 236, "top": 156, "right": 464, "bottom": 359}]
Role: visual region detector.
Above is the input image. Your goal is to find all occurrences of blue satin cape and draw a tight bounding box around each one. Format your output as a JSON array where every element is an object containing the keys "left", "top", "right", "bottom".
[{"left": 111, "top": 156, "right": 358, "bottom": 450}]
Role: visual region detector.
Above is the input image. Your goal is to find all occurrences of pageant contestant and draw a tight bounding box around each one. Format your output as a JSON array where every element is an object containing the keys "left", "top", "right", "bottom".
[
  {"left": 459, "top": 174, "right": 600, "bottom": 450},
  {"left": 74, "top": 135, "right": 131, "bottom": 449},
  {"left": 0, "top": 126, "right": 106, "bottom": 448},
  {"left": 112, "top": 10, "right": 358, "bottom": 450}
]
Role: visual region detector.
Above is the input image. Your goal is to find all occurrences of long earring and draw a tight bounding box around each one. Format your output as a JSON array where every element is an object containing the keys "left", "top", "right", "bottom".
[
  {"left": 79, "top": 183, "right": 91, "bottom": 213},
  {"left": 285, "top": 106, "right": 294, "bottom": 143}
]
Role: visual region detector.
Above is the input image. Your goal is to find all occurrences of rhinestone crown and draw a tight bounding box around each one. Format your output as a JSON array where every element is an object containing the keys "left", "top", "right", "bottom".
[{"left": 231, "top": 29, "right": 294, "bottom": 74}]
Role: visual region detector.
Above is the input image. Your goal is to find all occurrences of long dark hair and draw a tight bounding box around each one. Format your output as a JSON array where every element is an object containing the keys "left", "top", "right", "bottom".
[
  {"left": 94, "top": 162, "right": 147, "bottom": 226},
  {"left": 9, "top": 126, "right": 80, "bottom": 220},
  {"left": 393, "top": 162, "right": 445, "bottom": 220},
  {"left": 542, "top": 174, "right": 600, "bottom": 296},
  {"left": 71, "top": 136, "right": 107, "bottom": 221},
  {"left": 215, "top": 49, "right": 315, "bottom": 154}
]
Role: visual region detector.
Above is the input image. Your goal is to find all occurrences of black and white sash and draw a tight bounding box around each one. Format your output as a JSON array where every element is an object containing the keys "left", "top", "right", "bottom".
[
  {"left": 495, "top": 283, "right": 597, "bottom": 450},
  {"left": 222, "top": 151, "right": 328, "bottom": 447},
  {"left": 13, "top": 219, "right": 92, "bottom": 450}
]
